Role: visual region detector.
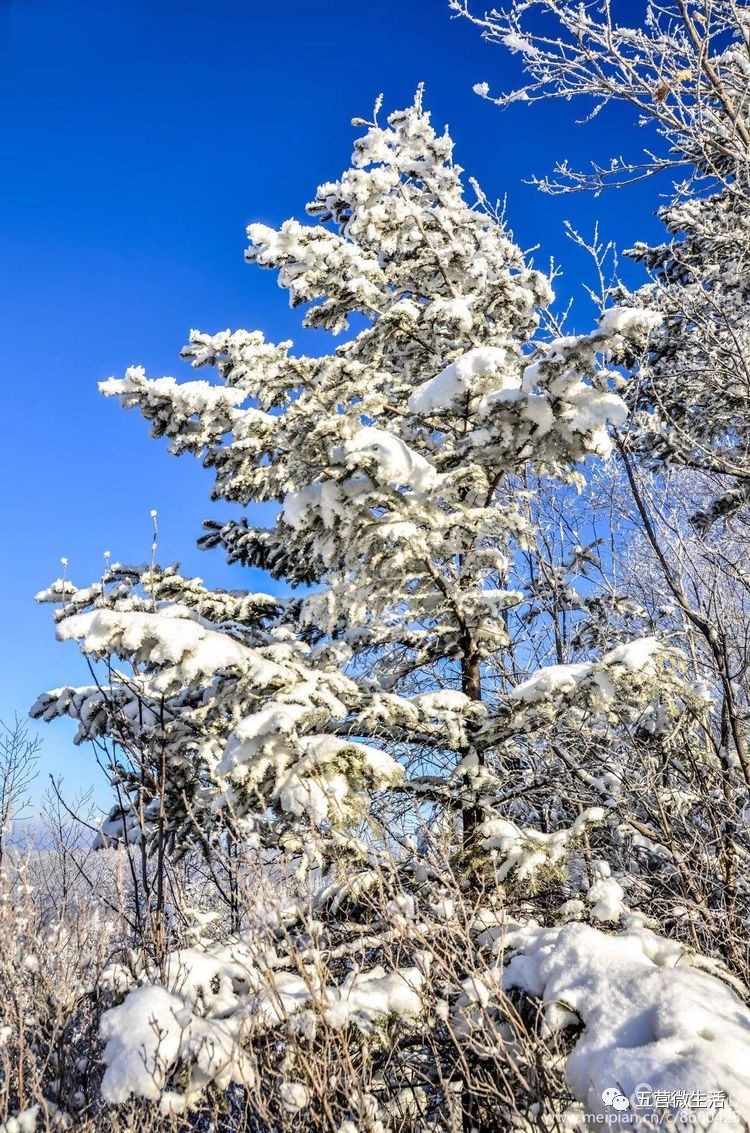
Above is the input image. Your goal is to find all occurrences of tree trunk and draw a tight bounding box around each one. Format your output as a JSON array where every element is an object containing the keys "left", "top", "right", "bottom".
[
  {"left": 461, "top": 647, "right": 483, "bottom": 859},
  {"left": 459, "top": 646, "right": 493, "bottom": 1133}
]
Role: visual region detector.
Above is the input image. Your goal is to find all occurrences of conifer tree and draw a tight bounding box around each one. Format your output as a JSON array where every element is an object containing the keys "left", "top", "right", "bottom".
[
  {"left": 36, "top": 90, "right": 664, "bottom": 872},
  {"left": 35, "top": 94, "right": 714, "bottom": 1127}
]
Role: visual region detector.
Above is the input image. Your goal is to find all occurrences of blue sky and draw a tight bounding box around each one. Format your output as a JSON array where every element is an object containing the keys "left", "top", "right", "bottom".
[{"left": 0, "top": 0, "right": 662, "bottom": 804}]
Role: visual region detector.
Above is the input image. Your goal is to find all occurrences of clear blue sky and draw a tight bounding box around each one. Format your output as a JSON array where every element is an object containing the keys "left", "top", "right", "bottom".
[{"left": 0, "top": 0, "right": 661, "bottom": 804}]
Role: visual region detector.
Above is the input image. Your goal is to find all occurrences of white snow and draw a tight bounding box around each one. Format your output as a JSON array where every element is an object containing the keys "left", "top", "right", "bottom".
[
  {"left": 408, "top": 347, "right": 515, "bottom": 414},
  {"left": 510, "top": 661, "right": 593, "bottom": 704},
  {"left": 502, "top": 922, "right": 750, "bottom": 1129},
  {"left": 587, "top": 874, "right": 627, "bottom": 923},
  {"left": 334, "top": 427, "right": 438, "bottom": 493},
  {"left": 101, "top": 367, "right": 247, "bottom": 416},
  {"left": 602, "top": 636, "right": 660, "bottom": 672},
  {"left": 424, "top": 296, "right": 475, "bottom": 332},
  {"left": 57, "top": 606, "right": 284, "bottom": 692},
  {"left": 283, "top": 480, "right": 346, "bottom": 530},
  {"left": 501, "top": 32, "right": 541, "bottom": 57},
  {"left": 564, "top": 383, "right": 628, "bottom": 457},
  {"left": 480, "top": 809, "right": 606, "bottom": 882},
  {"left": 101, "top": 984, "right": 199, "bottom": 1103},
  {"left": 218, "top": 727, "right": 403, "bottom": 826},
  {"left": 509, "top": 637, "right": 659, "bottom": 705},
  {"left": 597, "top": 306, "right": 662, "bottom": 338},
  {"left": 279, "top": 1081, "right": 310, "bottom": 1113},
  {"left": 0, "top": 1108, "right": 41, "bottom": 1133},
  {"left": 410, "top": 690, "right": 474, "bottom": 714},
  {"left": 99, "top": 946, "right": 426, "bottom": 1108},
  {"left": 324, "top": 964, "right": 425, "bottom": 1030}
]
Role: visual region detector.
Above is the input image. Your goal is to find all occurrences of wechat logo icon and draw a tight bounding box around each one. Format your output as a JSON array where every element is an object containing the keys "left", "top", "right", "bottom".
[{"left": 602, "top": 1088, "right": 629, "bottom": 1112}]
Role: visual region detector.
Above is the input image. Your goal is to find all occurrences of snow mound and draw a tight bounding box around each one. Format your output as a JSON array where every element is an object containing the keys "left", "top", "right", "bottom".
[
  {"left": 503, "top": 921, "right": 750, "bottom": 1130},
  {"left": 99, "top": 983, "right": 252, "bottom": 1106}
]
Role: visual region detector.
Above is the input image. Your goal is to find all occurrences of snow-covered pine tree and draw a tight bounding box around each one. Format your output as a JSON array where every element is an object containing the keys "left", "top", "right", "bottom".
[
  {"left": 36, "top": 91, "right": 665, "bottom": 869},
  {"left": 34, "top": 94, "right": 725, "bottom": 1127}
]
